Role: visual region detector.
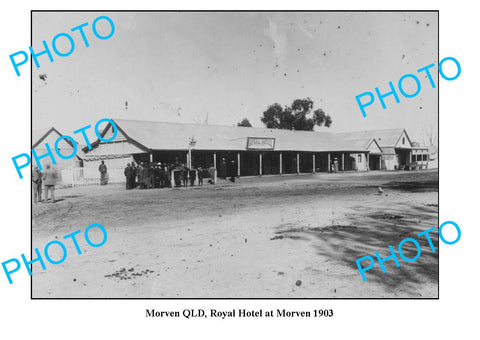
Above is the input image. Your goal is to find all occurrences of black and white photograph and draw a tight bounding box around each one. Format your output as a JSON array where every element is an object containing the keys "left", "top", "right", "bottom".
[
  {"left": 6, "top": 0, "right": 480, "bottom": 338},
  {"left": 30, "top": 11, "right": 439, "bottom": 298}
]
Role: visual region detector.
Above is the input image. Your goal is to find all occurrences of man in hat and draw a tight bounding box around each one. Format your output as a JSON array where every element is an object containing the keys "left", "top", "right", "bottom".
[
  {"left": 219, "top": 158, "right": 227, "bottom": 179},
  {"left": 32, "top": 166, "right": 42, "bottom": 203},
  {"left": 124, "top": 163, "right": 131, "bottom": 189},
  {"left": 144, "top": 163, "right": 151, "bottom": 189},
  {"left": 158, "top": 162, "right": 166, "bottom": 188},
  {"left": 99, "top": 160, "right": 108, "bottom": 185},
  {"left": 42, "top": 164, "right": 57, "bottom": 203},
  {"left": 208, "top": 163, "right": 216, "bottom": 184},
  {"left": 137, "top": 162, "right": 145, "bottom": 189},
  {"left": 197, "top": 166, "right": 204, "bottom": 186},
  {"left": 189, "top": 166, "right": 196, "bottom": 186},
  {"left": 228, "top": 159, "right": 236, "bottom": 182},
  {"left": 130, "top": 162, "right": 137, "bottom": 188}
]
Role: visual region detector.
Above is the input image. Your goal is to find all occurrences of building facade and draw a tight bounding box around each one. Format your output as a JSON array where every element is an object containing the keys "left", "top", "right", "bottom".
[
  {"left": 32, "top": 127, "right": 83, "bottom": 185},
  {"left": 83, "top": 119, "right": 373, "bottom": 176},
  {"left": 81, "top": 119, "right": 431, "bottom": 176},
  {"left": 336, "top": 129, "right": 430, "bottom": 170}
]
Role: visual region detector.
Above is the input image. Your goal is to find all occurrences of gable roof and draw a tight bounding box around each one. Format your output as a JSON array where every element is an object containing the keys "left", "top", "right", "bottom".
[
  {"left": 32, "top": 127, "right": 66, "bottom": 149},
  {"left": 334, "top": 128, "right": 411, "bottom": 148},
  {"left": 32, "top": 127, "right": 52, "bottom": 148},
  {"left": 32, "top": 126, "right": 82, "bottom": 159},
  {"left": 331, "top": 135, "right": 382, "bottom": 152},
  {"left": 89, "top": 119, "right": 369, "bottom": 153},
  {"left": 366, "top": 139, "right": 383, "bottom": 154}
]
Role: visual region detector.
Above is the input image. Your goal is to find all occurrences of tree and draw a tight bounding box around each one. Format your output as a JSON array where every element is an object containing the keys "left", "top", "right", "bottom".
[
  {"left": 237, "top": 118, "right": 252, "bottom": 127},
  {"left": 260, "top": 97, "right": 332, "bottom": 130},
  {"left": 422, "top": 125, "right": 438, "bottom": 146},
  {"left": 313, "top": 108, "right": 332, "bottom": 128}
]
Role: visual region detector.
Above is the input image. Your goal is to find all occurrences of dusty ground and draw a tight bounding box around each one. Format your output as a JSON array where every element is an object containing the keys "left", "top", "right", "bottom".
[{"left": 32, "top": 170, "right": 438, "bottom": 298}]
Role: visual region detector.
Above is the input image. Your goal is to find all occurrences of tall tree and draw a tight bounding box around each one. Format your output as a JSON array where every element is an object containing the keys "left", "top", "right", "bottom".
[
  {"left": 237, "top": 118, "right": 252, "bottom": 127},
  {"left": 422, "top": 125, "right": 438, "bottom": 146},
  {"left": 261, "top": 103, "right": 284, "bottom": 129},
  {"left": 313, "top": 108, "right": 332, "bottom": 128},
  {"left": 260, "top": 97, "right": 332, "bottom": 130}
]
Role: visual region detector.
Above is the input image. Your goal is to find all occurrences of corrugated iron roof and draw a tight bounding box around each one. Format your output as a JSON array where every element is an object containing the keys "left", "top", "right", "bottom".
[
  {"left": 32, "top": 126, "right": 83, "bottom": 159},
  {"left": 334, "top": 136, "right": 374, "bottom": 150},
  {"left": 334, "top": 128, "right": 407, "bottom": 148},
  {"left": 105, "top": 119, "right": 368, "bottom": 152},
  {"left": 380, "top": 147, "right": 397, "bottom": 155},
  {"left": 32, "top": 127, "right": 59, "bottom": 148}
]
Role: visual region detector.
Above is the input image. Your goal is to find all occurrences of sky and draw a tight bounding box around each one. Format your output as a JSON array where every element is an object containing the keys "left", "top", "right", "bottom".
[{"left": 32, "top": 11, "right": 438, "bottom": 145}]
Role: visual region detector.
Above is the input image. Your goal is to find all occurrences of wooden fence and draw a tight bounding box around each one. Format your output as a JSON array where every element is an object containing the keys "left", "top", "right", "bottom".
[{"left": 61, "top": 167, "right": 125, "bottom": 187}]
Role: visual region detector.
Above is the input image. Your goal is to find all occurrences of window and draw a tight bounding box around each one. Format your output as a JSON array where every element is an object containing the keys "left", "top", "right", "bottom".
[
  {"left": 358, "top": 154, "right": 362, "bottom": 162},
  {"left": 402, "top": 137, "right": 405, "bottom": 145},
  {"left": 412, "top": 155, "right": 416, "bottom": 162},
  {"left": 423, "top": 154, "right": 428, "bottom": 161}
]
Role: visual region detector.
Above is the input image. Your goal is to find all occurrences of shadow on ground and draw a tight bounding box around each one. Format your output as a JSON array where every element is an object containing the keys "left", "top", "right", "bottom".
[
  {"left": 384, "top": 180, "right": 439, "bottom": 193},
  {"left": 273, "top": 202, "right": 439, "bottom": 297}
]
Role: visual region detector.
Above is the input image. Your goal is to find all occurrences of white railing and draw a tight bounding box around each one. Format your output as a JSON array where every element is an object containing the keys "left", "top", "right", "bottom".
[{"left": 61, "top": 167, "right": 126, "bottom": 187}]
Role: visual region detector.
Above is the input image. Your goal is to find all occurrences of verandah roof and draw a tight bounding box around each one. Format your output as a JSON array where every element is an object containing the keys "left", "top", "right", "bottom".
[{"left": 93, "top": 119, "right": 370, "bottom": 153}]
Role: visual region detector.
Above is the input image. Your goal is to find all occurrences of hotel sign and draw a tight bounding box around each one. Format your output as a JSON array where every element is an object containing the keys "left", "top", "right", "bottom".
[{"left": 246, "top": 137, "right": 275, "bottom": 151}]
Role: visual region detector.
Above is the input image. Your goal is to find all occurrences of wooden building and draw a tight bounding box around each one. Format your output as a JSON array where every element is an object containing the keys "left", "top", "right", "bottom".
[
  {"left": 336, "top": 129, "right": 430, "bottom": 170},
  {"left": 81, "top": 119, "right": 430, "bottom": 175},
  {"left": 32, "top": 127, "right": 83, "bottom": 184},
  {"left": 82, "top": 119, "right": 373, "bottom": 176}
]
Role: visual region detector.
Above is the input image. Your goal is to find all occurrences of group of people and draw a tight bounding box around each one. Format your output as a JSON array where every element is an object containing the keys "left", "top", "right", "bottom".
[
  {"left": 32, "top": 164, "right": 57, "bottom": 204},
  {"left": 30, "top": 158, "right": 228, "bottom": 204},
  {"left": 124, "top": 161, "right": 217, "bottom": 190}
]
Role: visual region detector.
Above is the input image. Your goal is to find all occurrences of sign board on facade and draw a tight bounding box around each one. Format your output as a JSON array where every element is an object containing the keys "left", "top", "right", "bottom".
[{"left": 246, "top": 137, "right": 275, "bottom": 151}]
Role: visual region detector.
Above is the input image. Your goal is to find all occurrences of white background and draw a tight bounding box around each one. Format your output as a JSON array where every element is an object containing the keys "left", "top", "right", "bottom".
[{"left": 0, "top": 0, "right": 476, "bottom": 338}]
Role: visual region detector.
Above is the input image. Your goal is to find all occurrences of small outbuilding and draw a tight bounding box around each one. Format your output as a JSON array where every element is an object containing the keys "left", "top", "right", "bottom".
[
  {"left": 336, "top": 129, "right": 430, "bottom": 170},
  {"left": 32, "top": 127, "right": 83, "bottom": 184}
]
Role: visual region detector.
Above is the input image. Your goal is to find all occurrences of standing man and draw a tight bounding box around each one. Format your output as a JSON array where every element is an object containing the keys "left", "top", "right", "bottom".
[
  {"left": 166, "top": 164, "right": 172, "bottom": 188},
  {"left": 180, "top": 163, "right": 189, "bottom": 187},
  {"left": 147, "top": 163, "right": 155, "bottom": 189},
  {"left": 130, "top": 162, "right": 137, "bottom": 189},
  {"left": 228, "top": 159, "right": 236, "bottom": 182},
  {"left": 189, "top": 166, "right": 196, "bottom": 186},
  {"left": 208, "top": 163, "right": 216, "bottom": 184},
  {"left": 159, "top": 163, "right": 166, "bottom": 188},
  {"left": 197, "top": 166, "right": 203, "bottom": 186},
  {"left": 174, "top": 164, "right": 182, "bottom": 187},
  {"left": 153, "top": 163, "right": 161, "bottom": 188},
  {"left": 137, "top": 162, "right": 145, "bottom": 189},
  {"left": 141, "top": 163, "right": 148, "bottom": 189},
  {"left": 32, "top": 166, "right": 42, "bottom": 203},
  {"left": 42, "top": 164, "right": 57, "bottom": 203},
  {"left": 124, "top": 163, "right": 131, "bottom": 189},
  {"left": 219, "top": 158, "right": 227, "bottom": 179},
  {"left": 99, "top": 160, "right": 108, "bottom": 185},
  {"left": 144, "top": 163, "right": 151, "bottom": 189}
]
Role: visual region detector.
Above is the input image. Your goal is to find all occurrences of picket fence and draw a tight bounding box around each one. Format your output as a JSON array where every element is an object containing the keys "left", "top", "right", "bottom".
[{"left": 61, "top": 167, "right": 125, "bottom": 187}]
